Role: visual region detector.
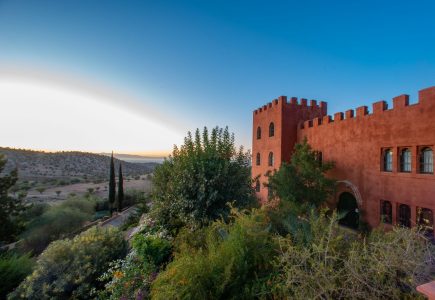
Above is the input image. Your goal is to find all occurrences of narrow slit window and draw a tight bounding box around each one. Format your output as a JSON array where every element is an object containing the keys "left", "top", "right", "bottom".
[
  {"left": 268, "top": 152, "right": 274, "bottom": 167},
  {"left": 269, "top": 122, "right": 275, "bottom": 137},
  {"left": 256, "top": 153, "right": 261, "bottom": 166},
  {"left": 256, "top": 127, "right": 261, "bottom": 139}
]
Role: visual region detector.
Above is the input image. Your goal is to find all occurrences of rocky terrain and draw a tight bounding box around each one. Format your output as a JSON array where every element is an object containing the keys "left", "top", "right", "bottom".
[{"left": 0, "top": 147, "right": 158, "bottom": 185}]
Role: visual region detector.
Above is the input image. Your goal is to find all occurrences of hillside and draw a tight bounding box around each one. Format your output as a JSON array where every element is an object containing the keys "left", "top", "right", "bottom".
[{"left": 0, "top": 147, "right": 158, "bottom": 183}]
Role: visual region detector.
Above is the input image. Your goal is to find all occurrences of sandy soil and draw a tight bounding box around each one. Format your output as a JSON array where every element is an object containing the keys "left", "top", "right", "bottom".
[{"left": 26, "top": 176, "right": 152, "bottom": 204}]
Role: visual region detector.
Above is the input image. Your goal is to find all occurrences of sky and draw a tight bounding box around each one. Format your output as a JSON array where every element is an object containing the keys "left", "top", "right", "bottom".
[{"left": 0, "top": 0, "right": 434, "bottom": 155}]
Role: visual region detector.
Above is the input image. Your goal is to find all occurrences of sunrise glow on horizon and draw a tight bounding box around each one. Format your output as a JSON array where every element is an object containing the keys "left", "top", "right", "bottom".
[{"left": 0, "top": 67, "right": 185, "bottom": 155}]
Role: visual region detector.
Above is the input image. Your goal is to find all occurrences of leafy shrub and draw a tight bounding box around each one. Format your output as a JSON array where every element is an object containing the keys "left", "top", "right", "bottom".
[
  {"left": 20, "top": 197, "right": 96, "bottom": 253},
  {"left": 9, "top": 226, "right": 126, "bottom": 299},
  {"left": 21, "top": 203, "right": 49, "bottom": 221},
  {"left": 123, "top": 189, "right": 149, "bottom": 209},
  {"left": 132, "top": 234, "right": 172, "bottom": 266},
  {"left": 0, "top": 253, "right": 34, "bottom": 298},
  {"left": 151, "top": 127, "right": 256, "bottom": 231},
  {"left": 95, "top": 198, "right": 110, "bottom": 211},
  {"left": 271, "top": 211, "right": 435, "bottom": 299},
  {"left": 58, "top": 195, "right": 96, "bottom": 214},
  {"left": 151, "top": 208, "right": 277, "bottom": 299},
  {"left": 98, "top": 226, "right": 172, "bottom": 299}
]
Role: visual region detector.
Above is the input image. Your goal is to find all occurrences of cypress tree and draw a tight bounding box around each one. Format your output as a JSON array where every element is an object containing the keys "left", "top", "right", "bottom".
[
  {"left": 108, "top": 151, "right": 116, "bottom": 215},
  {"left": 117, "top": 163, "right": 124, "bottom": 212}
]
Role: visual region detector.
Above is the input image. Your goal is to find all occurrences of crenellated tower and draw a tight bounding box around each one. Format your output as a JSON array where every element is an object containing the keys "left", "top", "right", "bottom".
[{"left": 252, "top": 95, "right": 327, "bottom": 202}]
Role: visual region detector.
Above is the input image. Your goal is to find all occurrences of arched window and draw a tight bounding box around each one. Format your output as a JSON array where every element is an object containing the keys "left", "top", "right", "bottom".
[
  {"left": 398, "top": 204, "right": 411, "bottom": 228},
  {"left": 269, "top": 122, "right": 275, "bottom": 137},
  {"left": 256, "top": 127, "right": 261, "bottom": 139},
  {"left": 383, "top": 149, "right": 393, "bottom": 172},
  {"left": 268, "top": 152, "right": 274, "bottom": 167},
  {"left": 400, "top": 148, "right": 411, "bottom": 172},
  {"left": 255, "top": 180, "right": 260, "bottom": 192},
  {"left": 417, "top": 207, "right": 434, "bottom": 237},
  {"left": 256, "top": 153, "right": 261, "bottom": 166},
  {"left": 380, "top": 200, "right": 392, "bottom": 224},
  {"left": 420, "top": 147, "right": 433, "bottom": 174}
]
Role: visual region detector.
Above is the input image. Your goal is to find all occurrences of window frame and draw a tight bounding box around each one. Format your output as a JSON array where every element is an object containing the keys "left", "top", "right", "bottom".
[
  {"left": 397, "top": 203, "right": 411, "bottom": 228},
  {"left": 268, "top": 152, "right": 274, "bottom": 167},
  {"left": 382, "top": 148, "right": 393, "bottom": 172},
  {"left": 417, "top": 207, "right": 434, "bottom": 237},
  {"left": 256, "top": 153, "right": 261, "bottom": 166},
  {"left": 419, "top": 147, "right": 433, "bottom": 174},
  {"left": 399, "top": 148, "right": 412, "bottom": 173},
  {"left": 256, "top": 127, "right": 261, "bottom": 140},
  {"left": 380, "top": 200, "right": 392, "bottom": 224}
]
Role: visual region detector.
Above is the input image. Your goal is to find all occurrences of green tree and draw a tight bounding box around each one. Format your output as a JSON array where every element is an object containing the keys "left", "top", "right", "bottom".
[
  {"left": 108, "top": 151, "right": 116, "bottom": 215},
  {"left": 0, "top": 154, "right": 24, "bottom": 243},
  {"left": 267, "top": 139, "right": 335, "bottom": 216},
  {"left": 36, "top": 187, "right": 45, "bottom": 194},
  {"left": 117, "top": 163, "right": 124, "bottom": 212},
  {"left": 151, "top": 126, "right": 256, "bottom": 230},
  {"left": 21, "top": 196, "right": 96, "bottom": 253}
]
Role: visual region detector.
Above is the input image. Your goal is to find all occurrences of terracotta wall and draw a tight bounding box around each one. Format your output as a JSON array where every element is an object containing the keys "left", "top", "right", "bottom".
[{"left": 297, "top": 86, "right": 435, "bottom": 229}]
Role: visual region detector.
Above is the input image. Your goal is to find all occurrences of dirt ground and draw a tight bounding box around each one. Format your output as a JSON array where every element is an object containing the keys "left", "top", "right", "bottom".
[{"left": 26, "top": 175, "right": 152, "bottom": 204}]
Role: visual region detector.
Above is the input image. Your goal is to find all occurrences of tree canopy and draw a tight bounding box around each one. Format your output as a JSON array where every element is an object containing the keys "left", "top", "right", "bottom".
[
  {"left": 267, "top": 139, "right": 335, "bottom": 215},
  {"left": 0, "top": 154, "right": 24, "bottom": 243},
  {"left": 151, "top": 126, "right": 256, "bottom": 230}
]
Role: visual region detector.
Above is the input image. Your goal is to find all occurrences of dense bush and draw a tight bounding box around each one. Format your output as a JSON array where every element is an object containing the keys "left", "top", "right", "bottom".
[
  {"left": 20, "top": 197, "right": 96, "bottom": 253},
  {"left": 151, "top": 208, "right": 278, "bottom": 299},
  {"left": 271, "top": 211, "right": 435, "bottom": 299},
  {"left": 124, "top": 189, "right": 149, "bottom": 209},
  {"left": 20, "top": 203, "right": 49, "bottom": 223},
  {"left": 151, "top": 126, "right": 256, "bottom": 231},
  {"left": 9, "top": 226, "right": 126, "bottom": 299},
  {"left": 99, "top": 220, "right": 172, "bottom": 299},
  {"left": 95, "top": 198, "right": 110, "bottom": 211},
  {"left": 0, "top": 253, "right": 34, "bottom": 298}
]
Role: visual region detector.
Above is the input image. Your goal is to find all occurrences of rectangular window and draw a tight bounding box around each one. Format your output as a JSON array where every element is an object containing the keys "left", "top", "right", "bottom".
[
  {"left": 380, "top": 200, "right": 392, "bottom": 224},
  {"left": 382, "top": 148, "right": 393, "bottom": 172},
  {"left": 399, "top": 148, "right": 411, "bottom": 172}
]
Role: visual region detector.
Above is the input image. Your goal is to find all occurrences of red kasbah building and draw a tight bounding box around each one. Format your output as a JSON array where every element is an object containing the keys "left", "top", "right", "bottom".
[{"left": 252, "top": 86, "right": 435, "bottom": 235}]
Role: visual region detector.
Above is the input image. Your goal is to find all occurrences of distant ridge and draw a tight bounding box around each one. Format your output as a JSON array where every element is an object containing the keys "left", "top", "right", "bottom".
[
  {"left": 99, "top": 152, "right": 165, "bottom": 163},
  {"left": 0, "top": 147, "right": 159, "bottom": 181}
]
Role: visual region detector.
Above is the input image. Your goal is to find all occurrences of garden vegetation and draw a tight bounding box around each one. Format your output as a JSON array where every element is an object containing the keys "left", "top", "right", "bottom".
[{"left": 4, "top": 128, "right": 435, "bottom": 299}]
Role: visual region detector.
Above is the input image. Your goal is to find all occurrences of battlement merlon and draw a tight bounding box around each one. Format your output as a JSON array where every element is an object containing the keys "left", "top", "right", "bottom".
[
  {"left": 253, "top": 96, "right": 328, "bottom": 115},
  {"left": 299, "top": 86, "right": 435, "bottom": 130},
  {"left": 420, "top": 86, "right": 435, "bottom": 103}
]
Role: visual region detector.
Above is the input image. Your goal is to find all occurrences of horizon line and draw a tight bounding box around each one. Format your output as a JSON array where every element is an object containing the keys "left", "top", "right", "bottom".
[{"left": 0, "top": 146, "right": 170, "bottom": 158}]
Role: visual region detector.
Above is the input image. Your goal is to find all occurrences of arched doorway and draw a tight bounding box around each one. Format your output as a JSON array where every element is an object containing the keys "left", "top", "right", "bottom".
[{"left": 337, "top": 192, "right": 359, "bottom": 229}]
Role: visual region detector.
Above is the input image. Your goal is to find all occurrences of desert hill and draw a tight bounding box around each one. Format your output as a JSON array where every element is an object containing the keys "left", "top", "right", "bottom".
[{"left": 0, "top": 147, "right": 158, "bottom": 184}]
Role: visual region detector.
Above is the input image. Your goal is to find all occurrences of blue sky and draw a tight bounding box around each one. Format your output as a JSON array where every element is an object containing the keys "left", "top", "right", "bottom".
[{"left": 0, "top": 0, "right": 434, "bottom": 154}]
